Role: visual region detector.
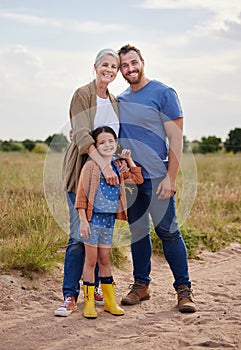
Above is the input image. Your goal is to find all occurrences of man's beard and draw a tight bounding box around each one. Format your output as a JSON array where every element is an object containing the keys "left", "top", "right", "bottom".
[{"left": 124, "top": 67, "right": 144, "bottom": 85}]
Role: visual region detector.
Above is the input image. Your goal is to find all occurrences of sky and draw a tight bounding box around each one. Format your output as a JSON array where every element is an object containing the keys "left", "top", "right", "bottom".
[{"left": 0, "top": 0, "right": 241, "bottom": 142}]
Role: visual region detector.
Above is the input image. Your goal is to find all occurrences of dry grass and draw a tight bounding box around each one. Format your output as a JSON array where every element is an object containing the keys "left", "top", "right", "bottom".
[
  {"left": 152, "top": 153, "right": 241, "bottom": 257},
  {"left": 1, "top": 151, "right": 241, "bottom": 275},
  {"left": 0, "top": 152, "right": 67, "bottom": 276}
]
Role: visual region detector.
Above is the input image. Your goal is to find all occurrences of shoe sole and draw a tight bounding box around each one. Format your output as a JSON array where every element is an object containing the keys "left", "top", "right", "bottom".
[
  {"left": 54, "top": 306, "right": 77, "bottom": 317},
  {"left": 104, "top": 310, "right": 125, "bottom": 316},
  {"left": 179, "top": 306, "right": 196, "bottom": 313},
  {"left": 121, "top": 295, "right": 150, "bottom": 305}
]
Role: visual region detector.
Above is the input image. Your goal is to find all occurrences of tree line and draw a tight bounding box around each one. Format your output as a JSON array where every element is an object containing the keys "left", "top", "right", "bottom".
[
  {"left": 0, "top": 133, "right": 69, "bottom": 153},
  {"left": 0, "top": 128, "right": 241, "bottom": 154},
  {"left": 184, "top": 128, "right": 241, "bottom": 154}
]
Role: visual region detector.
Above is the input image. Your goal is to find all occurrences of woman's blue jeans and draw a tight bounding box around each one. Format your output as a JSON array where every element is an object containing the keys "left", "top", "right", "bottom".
[
  {"left": 62, "top": 192, "right": 99, "bottom": 301},
  {"left": 126, "top": 179, "right": 191, "bottom": 290}
]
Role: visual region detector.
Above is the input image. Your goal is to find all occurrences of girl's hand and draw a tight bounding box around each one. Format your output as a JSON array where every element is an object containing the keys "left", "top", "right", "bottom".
[
  {"left": 117, "top": 149, "right": 136, "bottom": 168},
  {"left": 80, "top": 219, "right": 90, "bottom": 239},
  {"left": 118, "top": 149, "right": 131, "bottom": 160},
  {"left": 115, "top": 159, "right": 129, "bottom": 173}
]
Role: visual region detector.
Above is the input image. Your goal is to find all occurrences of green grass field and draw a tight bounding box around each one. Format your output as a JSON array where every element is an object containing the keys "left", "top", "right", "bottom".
[{"left": 0, "top": 151, "right": 240, "bottom": 275}]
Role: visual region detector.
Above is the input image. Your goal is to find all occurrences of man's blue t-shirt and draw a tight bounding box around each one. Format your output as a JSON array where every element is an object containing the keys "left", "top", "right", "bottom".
[{"left": 118, "top": 80, "right": 183, "bottom": 179}]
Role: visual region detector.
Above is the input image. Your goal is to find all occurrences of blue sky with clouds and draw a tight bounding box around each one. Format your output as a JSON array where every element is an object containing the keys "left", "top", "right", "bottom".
[{"left": 0, "top": 0, "right": 241, "bottom": 141}]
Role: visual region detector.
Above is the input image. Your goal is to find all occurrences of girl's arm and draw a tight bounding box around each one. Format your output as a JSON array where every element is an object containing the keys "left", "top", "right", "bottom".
[
  {"left": 117, "top": 149, "right": 144, "bottom": 185},
  {"left": 118, "top": 149, "right": 136, "bottom": 168},
  {"left": 75, "top": 164, "right": 91, "bottom": 239},
  {"left": 78, "top": 209, "right": 90, "bottom": 240}
]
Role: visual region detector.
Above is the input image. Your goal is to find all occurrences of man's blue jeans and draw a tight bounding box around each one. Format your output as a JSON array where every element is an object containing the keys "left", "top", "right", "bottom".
[
  {"left": 126, "top": 179, "right": 191, "bottom": 290},
  {"left": 62, "top": 192, "right": 99, "bottom": 301}
]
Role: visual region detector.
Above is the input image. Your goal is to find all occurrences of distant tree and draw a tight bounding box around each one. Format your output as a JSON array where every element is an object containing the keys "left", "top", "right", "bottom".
[
  {"left": 198, "top": 136, "right": 222, "bottom": 154},
  {"left": 45, "top": 135, "right": 54, "bottom": 146},
  {"left": 190, "top": 140, "right": 200, "bottom": 154},
  {"left": 33, "top": 144, "right": 48, "bottom": 154},
  {"left": 183, "top": 135, "right": 190, "bottom": 153},
  {"left": 224, "top": 128, "right": 241, "bottom": 154},
  {"left": 45, "top": 133, "right": 69, "bottom": 152},
  {"left": 22, "top": 139, "right": 36, "bottom": 152},
  {"left": 2, "top": 140, "right": 24, "bottom": 152}
]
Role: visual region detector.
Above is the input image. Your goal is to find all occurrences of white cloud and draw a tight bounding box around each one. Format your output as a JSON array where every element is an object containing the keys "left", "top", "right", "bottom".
[
  {"left": 0, "top": 1, "right": 240, "bottom": 141},
  {"left": 161, "top": 35, "right": 190, "bottom": 48},
  {"left": 0, "top": 44, "right": 93, "bottom": 91},
  {"left": 0, "top": 45, "right": 42, "bottom": 92},
  {"left": 0, "top": 44, "right": 110, "bottom": 140},
  {"left": 137, "top": 0, "right": 241, "bottom": 38},
  {"left": 138, "top": 41, "right": 241, "bottom": 141},
  {"left": 0, "top": 11, "right": 124, "bottom": 33}
]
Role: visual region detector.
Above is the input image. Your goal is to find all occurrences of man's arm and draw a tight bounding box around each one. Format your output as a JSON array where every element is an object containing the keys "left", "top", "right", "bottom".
[{"left": 156, "top": 117, "right": 183, "bottom": 200}]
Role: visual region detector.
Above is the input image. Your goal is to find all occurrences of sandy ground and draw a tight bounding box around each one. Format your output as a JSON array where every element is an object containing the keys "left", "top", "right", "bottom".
[{"left": 1, "top": 242, "right": 241, "bottom": 350}]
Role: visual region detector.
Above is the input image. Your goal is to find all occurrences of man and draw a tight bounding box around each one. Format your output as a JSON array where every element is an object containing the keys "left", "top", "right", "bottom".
[{"left": 117, "top": 44, "right": 196, "bottom": 313}]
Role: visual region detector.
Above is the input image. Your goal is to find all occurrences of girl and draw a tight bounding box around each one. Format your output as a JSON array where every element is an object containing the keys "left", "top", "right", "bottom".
[{"left": 74, "top": 126, "right": 143, "bottom": 318}]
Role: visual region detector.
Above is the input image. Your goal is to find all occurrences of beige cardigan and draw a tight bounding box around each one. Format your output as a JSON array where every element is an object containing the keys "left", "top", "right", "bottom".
[
  {"left": 62, "top": 80, "right": 119, "bottom": 193},
  {"left": 74, "top": 159, "right": 143, "bottom": 222}
]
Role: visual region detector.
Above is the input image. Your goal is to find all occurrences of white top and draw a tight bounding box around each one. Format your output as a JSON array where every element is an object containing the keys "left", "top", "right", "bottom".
[{"left": 94, "top": 96, "right": 119, "bottom": 137}]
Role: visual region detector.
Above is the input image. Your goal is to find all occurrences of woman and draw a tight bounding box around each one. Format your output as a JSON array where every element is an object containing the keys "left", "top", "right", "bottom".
[{"left": 55, "top": 48, "right": 120, "bottom": 317}]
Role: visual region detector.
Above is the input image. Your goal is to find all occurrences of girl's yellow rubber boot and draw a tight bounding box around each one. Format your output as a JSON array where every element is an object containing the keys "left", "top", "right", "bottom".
[
  {"left": 101, "top": 276, "right": 125, "bottom": 316},
  {"left": 83, "top": 283, "right": 97, "bottom": 319}
]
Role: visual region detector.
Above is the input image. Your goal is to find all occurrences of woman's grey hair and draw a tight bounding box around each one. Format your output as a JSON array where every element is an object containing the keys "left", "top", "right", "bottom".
[{"left": 94, "top": 48, "right": 120, "bottom": 68}]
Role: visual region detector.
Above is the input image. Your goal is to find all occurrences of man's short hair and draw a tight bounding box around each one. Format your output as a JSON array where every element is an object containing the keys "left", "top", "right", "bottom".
[{"left": 118, "top": 44, "right": 143, "bottom": 60}]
